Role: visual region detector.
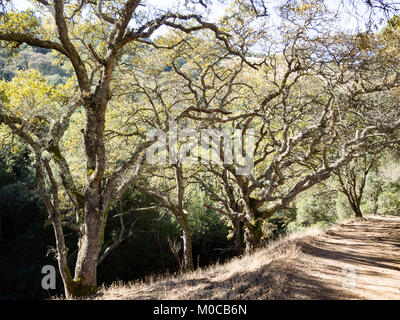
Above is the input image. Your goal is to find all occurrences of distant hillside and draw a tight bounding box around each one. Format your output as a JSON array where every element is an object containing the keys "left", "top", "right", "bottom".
[{"left": 0, "top": 44, "right": 70, "bottom": 84}]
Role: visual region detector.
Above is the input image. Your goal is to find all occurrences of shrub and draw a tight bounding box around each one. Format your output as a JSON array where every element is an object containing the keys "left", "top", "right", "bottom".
[
  {"left": 377, "top": 191, "right": 400, "bottom": 216},
  {"left": 295, "top": 188, "right": 337, "bottom": 227},
  {"left": 335, "top": 192, "right": 354, "bottom": 220}
]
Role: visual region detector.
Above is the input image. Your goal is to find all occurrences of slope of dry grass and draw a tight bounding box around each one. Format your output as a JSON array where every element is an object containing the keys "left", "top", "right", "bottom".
[
  {"left": 86, "top": 215, "right": 400, "bottom": 300},
  {"left": 89, "top": 224, "right": 328, "bottom": 300}
]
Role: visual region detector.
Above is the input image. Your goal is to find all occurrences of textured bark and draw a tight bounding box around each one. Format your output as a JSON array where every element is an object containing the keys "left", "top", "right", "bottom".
[
  {"left": 72, "top": 217, "right": 102, "bottom": 296},
  {"left": 244, "top": 219, "right": 263, "bottom": 253},
  {"left": 174, "top": 163, "right": 194, "bottom": 272},
  {"left": 232, "top": 218, "right": 245, "bottom": 255},
  {"left": 179, "top": 214, "right": 194, "bottom": 272},
  {"left": 241, "top": 196, "right": 265, "bottom": 253}
]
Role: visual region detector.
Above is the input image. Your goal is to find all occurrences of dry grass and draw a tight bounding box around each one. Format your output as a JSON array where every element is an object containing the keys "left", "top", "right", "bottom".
[{"left": 89, "top": 225, "right": 333, "bottom": 300}]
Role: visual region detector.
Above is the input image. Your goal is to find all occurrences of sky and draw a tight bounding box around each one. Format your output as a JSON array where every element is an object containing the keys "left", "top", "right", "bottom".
[
  {"left": 10, "top": 0, "right": 395, "bottom": 34},
  {"left": 12, "top": 0, "right": 229, "bottom": 38},
  {"left": 14, "top": 0, "right": 33, "bottom": 10}
]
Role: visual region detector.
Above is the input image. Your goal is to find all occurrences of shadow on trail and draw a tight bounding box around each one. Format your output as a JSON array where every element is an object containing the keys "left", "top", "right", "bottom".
[{"left": 286, "top": 216, "right": 400, "bottom": 299}]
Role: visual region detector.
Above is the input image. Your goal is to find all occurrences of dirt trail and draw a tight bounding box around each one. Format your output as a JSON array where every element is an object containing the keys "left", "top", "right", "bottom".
[{"left": 287, "top": 215, "right": 400, "bottom": 299}]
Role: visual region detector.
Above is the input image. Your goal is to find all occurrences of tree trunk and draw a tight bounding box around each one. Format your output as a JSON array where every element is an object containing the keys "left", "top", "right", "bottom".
[
  {"left": 232, "top": 218, "right": 244, "bottom": 255},
  {"left": 179, "top": 214, "right": 194, "bottom": 272},
  {"left": 48, "top": 211, "right": 76, "bottom": 299},
  {"left": 63, "top": 98, "right": 108, "bottom": 298},
  {"left": 349, "top": 201, "right": 363, "bottom": 218},
  {"left": 71, "top": 235, "right": 101, "bottom": 297},
  {"left": 244, "top": 220, "right": 263, "bottom": 253},
  {"left": 354, "top": 208, "right": 363, "bottom": 218},
  {"left": 67, "top": 205, "right": 106, "bottom": 298}
]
